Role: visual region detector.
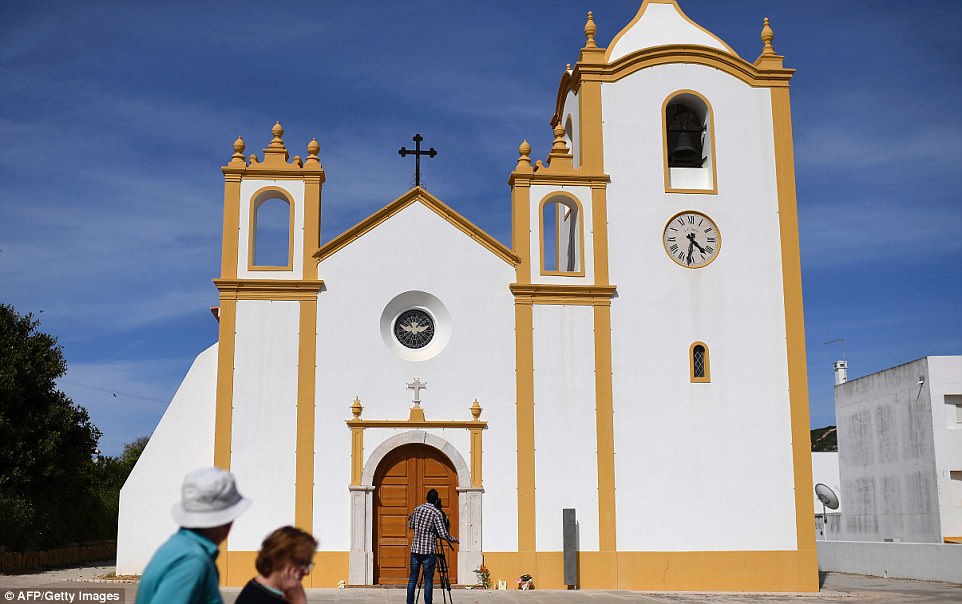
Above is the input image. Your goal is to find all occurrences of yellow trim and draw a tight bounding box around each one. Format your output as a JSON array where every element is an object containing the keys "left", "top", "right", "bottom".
[
  {"left": 662, "top": 210, "right": 721, "bottom": 269},
  {"left": 214, "top": 279, "right": 325, "bottom": 301},
  {"left": 314, "top": 187, "right": 521, "bottom": 267},
  {"left": 247, "top": 186, "right": 295, "bottom": 271},
  {"left": 470, "top": 425, "right": 483, "bottom": 488},
  {"left": 771, "top": 85, "right": 819, "bottom": 590},
  {"left": 221, "top": 551, "right": 348, "bottom": 588},
  {"left": 346, "top": 419, "right": 487, "bottom": 430},
  {"left": 481, "top": 550, "right": 816, "bottom": 591},
  {"left": 578, "top": 76, "right": 605, "bottom": 173},
  {"left": 593, "top": 305, "right": 617, "bottom": 551},
  {"left": 605, "top": 0, "right": 740, "bottom": 64},
  {"left": 213, "top": 299, "right": 236, "bottom": 470},
  {"left": 662, "top": 90, "right": 719, "bottom": 194},
  {"left": 511, "top": 179, "right": 532, "bottom": 284},
  {"left": 689, "top": 341, "right": 711, "bottom": 382},
  {"left": 514, "top": 301, "right": 536, "bottom": 552},
  {"left": 346, "top": 406, "right": 487, "bottom": 488},
  {"left": 220, "top": 175, "right": 241, "bottom": 279},
  {"left": 590, "top": 187, "right": 611, "bottom": 287},
  {"left": 303, "top": 176, "right": 322, "bottom": 280},
  {"left": 537, "top": 192, "right": 586, "bottom": 277},
  {"left": 580, "top": 46, "right": 793, "bottom": 89},
  {"left": 510, "top": 283, "right": 616, "bottom": 306},
  {"left": 944, "top": 536, "right": 962, "bottom": 544},
  {"left": 294, "top": 300, "right": 317, "bottom": 532}
]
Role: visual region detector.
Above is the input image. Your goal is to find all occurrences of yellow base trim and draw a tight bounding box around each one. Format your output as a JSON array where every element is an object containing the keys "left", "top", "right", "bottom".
[
  {"left": 220, "top": 551, "right": 349, "bottom": 588},
  {"left": 481, "top": 550, "right": 817, "bottom": 591}
]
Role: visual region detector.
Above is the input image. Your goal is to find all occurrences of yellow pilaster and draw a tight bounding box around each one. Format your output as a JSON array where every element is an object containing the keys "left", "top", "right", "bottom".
[
  {"left": 294, "top": 299, "right": 317, "bottom": 531},
  {"left": 213, "top": 298, "right": 236, "bottom": 470},
  {"left": 514, "top": 301, "right": 536, "bottom": 553},
  {"left": 770, "top": 84, "right": 818, "bottom": 590},
  {"left": 593, "top": 303, "right": 617, "bottom": 552}
]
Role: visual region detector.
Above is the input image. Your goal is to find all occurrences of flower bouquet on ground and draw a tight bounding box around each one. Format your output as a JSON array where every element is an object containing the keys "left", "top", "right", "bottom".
[
  {"left": 517, "top": 573, "right": 534, "bottom": 590},
  {"left": 474, "top": 565, "right": 491, "bottom": 589}
]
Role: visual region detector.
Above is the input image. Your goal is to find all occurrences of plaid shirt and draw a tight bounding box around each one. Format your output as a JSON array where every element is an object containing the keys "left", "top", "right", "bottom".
[{"left": 408, "top": 503, "right": 455, "bottom": 554}]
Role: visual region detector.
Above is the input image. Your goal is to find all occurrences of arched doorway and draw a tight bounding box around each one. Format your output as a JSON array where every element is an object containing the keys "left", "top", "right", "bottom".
[{"left": 373, "top": 443, "right": 459, "bottom": 585}]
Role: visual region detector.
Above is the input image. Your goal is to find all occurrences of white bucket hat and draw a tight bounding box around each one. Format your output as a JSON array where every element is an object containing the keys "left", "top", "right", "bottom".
[{"left": 171, "top": 467, "right": 252, "bottom": 529}]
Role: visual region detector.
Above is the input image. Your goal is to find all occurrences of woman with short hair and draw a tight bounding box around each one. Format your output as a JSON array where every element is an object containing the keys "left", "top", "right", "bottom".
[{"left": 235, "top": 526, "right": 317, "bottom": 604}]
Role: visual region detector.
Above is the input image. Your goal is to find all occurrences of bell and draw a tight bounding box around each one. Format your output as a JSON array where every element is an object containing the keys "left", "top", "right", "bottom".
[{"left": 670, "top": 130, "right": 697, "bottom": 162}]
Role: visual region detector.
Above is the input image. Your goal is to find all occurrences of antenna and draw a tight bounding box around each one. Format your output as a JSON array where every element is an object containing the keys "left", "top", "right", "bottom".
[
  {"left": 814, "top": 483, "right": 840, "bottom": 539},
  {"left": 824, "top": 337, "right": 845, "bottom": 361}
]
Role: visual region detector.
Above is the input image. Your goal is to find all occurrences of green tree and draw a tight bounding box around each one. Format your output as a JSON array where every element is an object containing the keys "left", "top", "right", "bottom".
[{"left": 0, "top": 303, "right": 103, "bottom": 550}]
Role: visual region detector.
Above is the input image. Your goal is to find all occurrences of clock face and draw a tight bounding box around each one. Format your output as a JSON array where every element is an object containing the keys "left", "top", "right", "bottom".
[
  {"left": 393, "top": 309, "right": 435, "bottom": 349},
  {"left": 663, "top": 211, "right": 721, "bottom": 268}
]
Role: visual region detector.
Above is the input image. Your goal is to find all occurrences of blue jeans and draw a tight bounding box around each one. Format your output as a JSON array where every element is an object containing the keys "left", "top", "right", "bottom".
[{"left": 406, "top": 552, "right": 437, "bottom": 604}]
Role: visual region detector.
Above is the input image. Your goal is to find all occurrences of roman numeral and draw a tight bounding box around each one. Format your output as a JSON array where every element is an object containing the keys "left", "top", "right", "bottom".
[
  {"left": 676, "top": 219, "right": 684, "bottom": 227},
  {"left": 705, "top": 246, "right": 714, "bottom": 255},
  {"left": 704, "top": 227, "right": 714, "bottom": 233},
  {"left": 667, "top": 236, "right": 676, "bottom": 242},
  {"left": 687, "top": 215, "right": 695, "bottom": 224},
  {"left": 707, "top": 237, "right": 717, "bottom": 243},
  {"left": 669, "top": 244, "right": 679, "bottom": 252}
]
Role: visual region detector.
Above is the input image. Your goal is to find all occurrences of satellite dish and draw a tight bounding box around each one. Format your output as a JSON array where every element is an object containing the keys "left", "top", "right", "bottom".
[{"left": 815, "top": 483, "right": 840, "bottom": 510}]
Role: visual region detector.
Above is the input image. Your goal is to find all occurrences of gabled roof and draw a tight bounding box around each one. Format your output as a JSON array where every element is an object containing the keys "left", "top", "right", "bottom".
[{"left": 313, "top": 187, "right": 521, "bottom": 266}]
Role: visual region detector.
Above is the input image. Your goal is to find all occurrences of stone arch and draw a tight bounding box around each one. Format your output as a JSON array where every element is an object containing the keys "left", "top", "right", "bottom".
[
  {"left": 360, "top": 430, "right": 470, "bottom": 489},
  {"left": 349, "top": 430, "right": 482, "bottom": 586}
]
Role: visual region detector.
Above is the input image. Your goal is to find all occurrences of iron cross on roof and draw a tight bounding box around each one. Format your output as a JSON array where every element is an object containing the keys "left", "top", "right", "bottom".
[{"left": 398, "top": 133, "right": 437, "bottom": 188}]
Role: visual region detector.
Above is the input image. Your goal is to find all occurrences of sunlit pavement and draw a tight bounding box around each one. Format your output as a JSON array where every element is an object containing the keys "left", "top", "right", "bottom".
[{"left": 1, "top": 565, "right": 959, "bottom": 603}]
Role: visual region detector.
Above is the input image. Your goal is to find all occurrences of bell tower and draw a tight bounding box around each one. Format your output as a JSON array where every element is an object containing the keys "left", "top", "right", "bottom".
[{"left": 211, "top": 123, "right": 326, "bottom": 575}]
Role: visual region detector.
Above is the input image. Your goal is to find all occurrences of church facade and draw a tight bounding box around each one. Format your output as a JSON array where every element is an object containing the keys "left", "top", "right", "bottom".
[{"left": 118, "top": 0, "right": 818, "bottom": 591}]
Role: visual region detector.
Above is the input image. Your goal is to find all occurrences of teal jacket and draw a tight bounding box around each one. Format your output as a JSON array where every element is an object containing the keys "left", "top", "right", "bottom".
[{"left": 136, "top": 528, "right": 222, "bottom": 604}]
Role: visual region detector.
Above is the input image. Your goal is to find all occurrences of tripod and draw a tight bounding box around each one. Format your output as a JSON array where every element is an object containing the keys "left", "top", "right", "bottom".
[{"left": 414, "top": 536, "right": 455, "bottom": 604}]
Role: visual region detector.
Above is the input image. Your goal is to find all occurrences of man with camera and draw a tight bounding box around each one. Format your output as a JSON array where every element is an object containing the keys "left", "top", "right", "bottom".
[{"left": 406, "top": 488, "right": 458, "bottom": 604}]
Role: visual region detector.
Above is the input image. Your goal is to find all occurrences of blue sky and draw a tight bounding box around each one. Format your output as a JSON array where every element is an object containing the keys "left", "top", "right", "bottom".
[{"left": 2, "top": 1, "right": 960, "bottom": 456}]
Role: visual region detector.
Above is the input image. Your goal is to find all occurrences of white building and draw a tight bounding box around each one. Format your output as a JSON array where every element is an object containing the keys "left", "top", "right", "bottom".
[
  {"left": 119, "top": 1, "right": 818, "bottom": 591},
  {"left": 834, "top": 356, "right": 962, "bottom": 544}
]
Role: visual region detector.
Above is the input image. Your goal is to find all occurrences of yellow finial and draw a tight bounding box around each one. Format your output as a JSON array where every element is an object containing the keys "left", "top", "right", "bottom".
[
  {"left": 760, "top": 17, "right": 775, "bottom": 55},
  {"left": 470, "top": 399, "right": 483, "bottom": 421},
  {"left": 516, "top": 139, "right": 533, "bottom": 172},
  {"left": 229, "top": 136, "right": 247, "bottom": 166},
  {"left": 584, "top": 11, "right": 597, "bottom": 48},
  {"left": 307, "top": 138, "right": 320, "bottom": 157},
  {"left": 351, "top": 396, "right": 363, "bottom": 419},
  {"left": 566, "top": 63, "right": 572, "bottom": 71},
  {"left": 550, "top": 122, "right": 569, "bottom": 154},
  {"left": 269, "top": 121, "right": 285, "bottom": 149}
]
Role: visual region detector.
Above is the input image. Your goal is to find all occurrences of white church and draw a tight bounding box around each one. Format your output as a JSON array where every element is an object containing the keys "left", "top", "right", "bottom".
[{"left": 119, "top": 0, "right": 818, "bottom": 591}]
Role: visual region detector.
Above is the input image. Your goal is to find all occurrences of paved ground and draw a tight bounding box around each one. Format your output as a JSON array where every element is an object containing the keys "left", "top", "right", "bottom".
[{"left": 1, "top": 564, "right": 959, "bottom": 603}]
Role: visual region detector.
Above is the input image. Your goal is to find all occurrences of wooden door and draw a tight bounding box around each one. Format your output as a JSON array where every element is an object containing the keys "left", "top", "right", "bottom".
[{"left": 373, "top": 444, "right": 459, "bottom": 585}]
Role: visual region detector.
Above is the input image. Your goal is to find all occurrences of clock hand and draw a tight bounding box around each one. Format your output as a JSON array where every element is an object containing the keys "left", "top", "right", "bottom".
[
  {"left": 686, "top": 240, "right": 694, "bottom": 266},
  {"left": 687, "top": 232, "right": 706, "bottom": 254}
]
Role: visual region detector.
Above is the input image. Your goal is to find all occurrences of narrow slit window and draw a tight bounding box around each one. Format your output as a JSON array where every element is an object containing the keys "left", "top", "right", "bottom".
[{"left": 690, "top": 342, "right": 710, "bottom": 383}]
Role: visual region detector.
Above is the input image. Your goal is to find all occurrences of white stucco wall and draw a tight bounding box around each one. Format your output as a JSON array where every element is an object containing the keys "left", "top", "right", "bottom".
[
  {"left": 116, "top": 344, "right": 218, "bottom": 575},
  {"left": 314, "top": 200, "right": 518, "bottom": 552},
  {"left": 927, "top": 356, "right": 962, "bottom": 538},
  {"left": 607, "top": 2, "right": 732, "bottom": 63},
  {"left": 227, "top": 299, "right": 301, "bottom": 550},
  {"left": 601, "top": 61, "right": 798, "bottom": 551},
  {"left": 532, "top": 304, "right": 599, "bottom": 551},
  {"left": 835, "top": 356, "right": 962, "bottom": 543}
]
